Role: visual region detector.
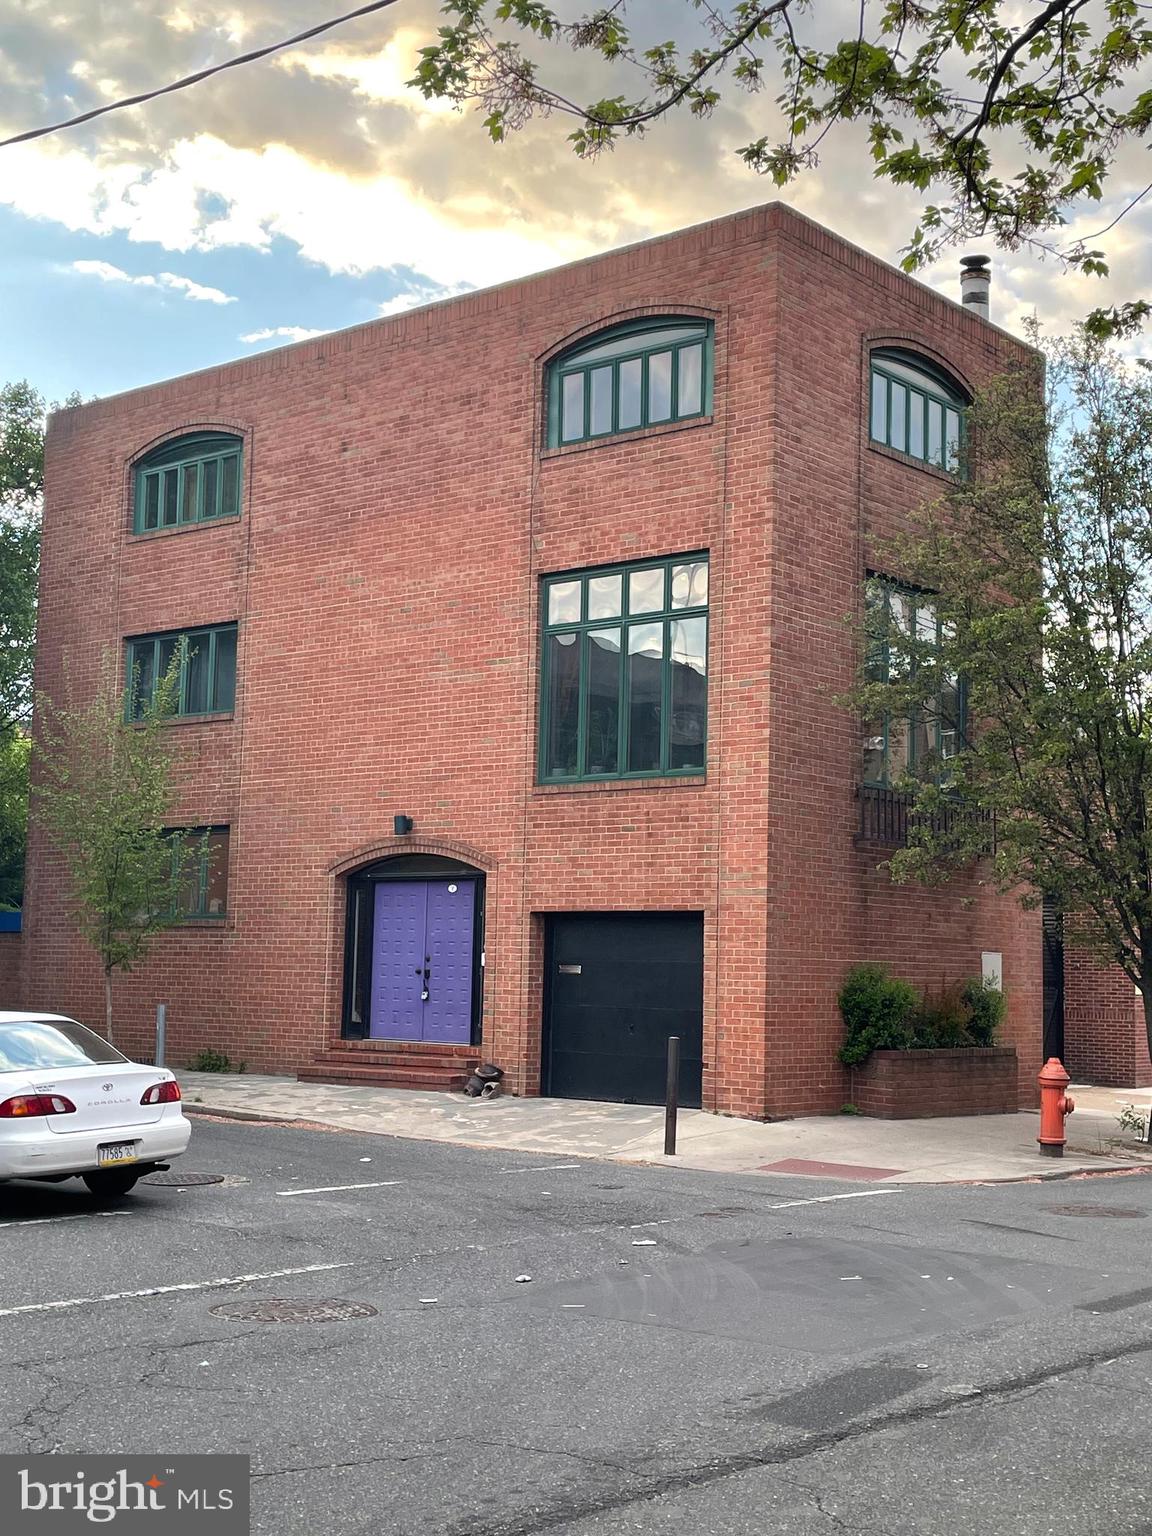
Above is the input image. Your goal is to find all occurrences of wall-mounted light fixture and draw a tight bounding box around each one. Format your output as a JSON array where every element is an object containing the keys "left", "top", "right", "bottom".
[{"left": 393, "top": 814, "right": 413, "bottom": 836}]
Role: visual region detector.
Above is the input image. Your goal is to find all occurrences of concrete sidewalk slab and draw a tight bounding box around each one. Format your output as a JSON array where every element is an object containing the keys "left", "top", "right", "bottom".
[{"left": 174, "top": 1071, "right": 1152, "bottom": 1184}]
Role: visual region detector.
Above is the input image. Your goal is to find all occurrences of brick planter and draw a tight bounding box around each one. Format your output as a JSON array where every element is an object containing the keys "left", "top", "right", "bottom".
[{"left": 850, "top": 1047, "right": 1018, "bottom": 1119}]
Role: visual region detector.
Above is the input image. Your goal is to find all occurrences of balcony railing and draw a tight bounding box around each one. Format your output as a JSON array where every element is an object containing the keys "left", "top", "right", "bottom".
[{"left": 857, "top": 783, "right": 996, "bottom": 853}]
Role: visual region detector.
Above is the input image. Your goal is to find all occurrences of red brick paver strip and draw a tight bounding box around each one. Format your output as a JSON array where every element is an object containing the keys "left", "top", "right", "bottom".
[{"left": 758, "top": 1158, "right": 906, "bottom": 1180}]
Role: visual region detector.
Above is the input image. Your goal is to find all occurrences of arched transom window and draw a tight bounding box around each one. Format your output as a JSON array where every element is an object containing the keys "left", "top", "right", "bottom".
[
  {"left": 869, "top": 349, "right": 967, "bottom": 472},
  {"left": 134, "top": 431, "right": 243, "bottom": 533},
  {"left": 548, "top": 318, "right": 713, "bottom": 447}
]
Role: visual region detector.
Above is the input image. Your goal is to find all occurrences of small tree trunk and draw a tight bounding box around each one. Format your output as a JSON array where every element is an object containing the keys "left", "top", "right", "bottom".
[
  {"left": 1140, "top": 983, "right": 1152, "bottom": 1073},
  {"left": 104, "top": 969, "right": 114, "bottom": 1045},
  {"left": 1136, "top": 984, "right": 1152, "bottom": 1144}
]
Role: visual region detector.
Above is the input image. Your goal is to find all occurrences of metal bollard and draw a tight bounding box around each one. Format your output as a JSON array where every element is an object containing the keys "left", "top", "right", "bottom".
[
  {"left": 155, "top": 1003, "right": 167, "bottom": 1068},
  {"left": 664, "top": 1035, "right": 681, "bottom": 1156}
]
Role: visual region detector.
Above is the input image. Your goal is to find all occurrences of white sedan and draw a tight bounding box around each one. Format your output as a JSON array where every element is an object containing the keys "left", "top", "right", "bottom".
[{"left": 0, "top": 1011, "right": 191, "bottom": 1197}]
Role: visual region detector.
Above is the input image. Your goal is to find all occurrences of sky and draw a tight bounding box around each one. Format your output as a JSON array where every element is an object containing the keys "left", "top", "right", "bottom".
[{"left": 1, "top": 0, "right": 1148, "bottom": 408}]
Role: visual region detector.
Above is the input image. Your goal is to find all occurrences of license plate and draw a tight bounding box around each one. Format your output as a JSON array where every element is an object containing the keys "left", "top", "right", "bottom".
[{"left": 97, "top": 1142, "right": 139, "bottom": 1167}]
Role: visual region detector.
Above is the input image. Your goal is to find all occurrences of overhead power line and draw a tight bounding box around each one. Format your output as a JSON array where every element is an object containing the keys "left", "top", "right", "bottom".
[{"left": 0, "top": 0, "right": 403, "bottom": 150}]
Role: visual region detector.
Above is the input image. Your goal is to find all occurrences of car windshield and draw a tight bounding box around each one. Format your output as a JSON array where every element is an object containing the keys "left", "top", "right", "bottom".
[{"left": 0, "top": 1019, "right": 129, "bottom": 1072}]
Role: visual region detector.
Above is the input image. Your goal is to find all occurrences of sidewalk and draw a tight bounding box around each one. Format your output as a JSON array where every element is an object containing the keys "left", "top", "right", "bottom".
[{"left": 175, "top": 1071, "right": 1152, "bottom": 1184}]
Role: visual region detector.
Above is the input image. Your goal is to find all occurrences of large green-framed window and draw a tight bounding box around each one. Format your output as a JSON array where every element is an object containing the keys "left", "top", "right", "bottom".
[
  {"left": 134, "top": 433, "right": 243, "bottom": 533},
  {"left": 126, "top": 623, "right": 238, "bottom": 720},
  {"left": 540, "top": 554, "right": 708, "bottom": 782},
  {"left": 869, "top": 350, "right": 967, "bottom": 472},
  {"left": 547, "top": 318, "right": 713, "bottom": 448},
  {"left": 862, "top": 578, "right": 965, "bottom": 785},
  {"left": 166, "top": 826, "right": 230, "bottom": 919}
]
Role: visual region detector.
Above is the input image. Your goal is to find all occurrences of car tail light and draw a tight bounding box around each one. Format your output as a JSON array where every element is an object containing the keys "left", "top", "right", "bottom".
[
  {"left": 140, "top": 1080, "right": 182, "bottom": 1105},
  {"left": 0, "top": 1094, "right": 77, "bottom": 1118}
]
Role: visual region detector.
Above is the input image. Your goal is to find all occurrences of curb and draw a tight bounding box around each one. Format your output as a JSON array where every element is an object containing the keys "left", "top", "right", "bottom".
[
  {"left": 182, "top": 1103, "right": 1152, "bottom": 1185},
  {"left": 184, "top": 1104, "right": 300, "bottom": 1125},
  {"left": 957, "top": 1161, "right": 1151, "bottom": 1185}
]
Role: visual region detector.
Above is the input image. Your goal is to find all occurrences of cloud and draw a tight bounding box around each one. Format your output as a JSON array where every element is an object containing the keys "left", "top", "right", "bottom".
[
  {"left": 156, "top": 272, "right": 236, "bottom": 303},
  {"left": 71, "top": 258, "right": 236, "bottom": 303},
  {"left": 2, "top": 0, "right": 1144, "bottom": 343},
  {"left": 19, "top": 134, "right": 597, "bottom": 290},
  {"left": 377, "top": 280, "right": 473, "bottom": 317},
  {"left": 240, "top": 325, "right": 329, "bottom": 344}
]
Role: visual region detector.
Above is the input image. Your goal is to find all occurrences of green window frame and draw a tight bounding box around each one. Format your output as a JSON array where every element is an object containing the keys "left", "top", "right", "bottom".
[
  {"left": 869, "top": 350, "right": 967, "bottom": 473},
  {"left": 125, "top": 623, "right": 238, "bottom": 720},
  {"left": 862, "top": 578, "right": 966, "bottom": 787},
  {"left": 547, "top": 318, "right": 713, "bottom": 448},
  {"left": 165, "top": 825, "right": 230, "bottom": 920},
  {"left": 539, "top": 554, "right": 709, "bottom": 783},
  {"left": 134, "top": 432, "right": 243, "bottom": 533}
]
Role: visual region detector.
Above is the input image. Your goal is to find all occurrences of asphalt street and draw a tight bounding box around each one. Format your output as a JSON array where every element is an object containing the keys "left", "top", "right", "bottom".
[{"left": 2, "top": 1116, "right": 1152, "bottom": 1535}]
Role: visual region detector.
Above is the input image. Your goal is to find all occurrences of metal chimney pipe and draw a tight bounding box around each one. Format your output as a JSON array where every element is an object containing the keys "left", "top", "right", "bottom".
[{"left": 960, "top": 255, "right": 991, "bottom": 319}]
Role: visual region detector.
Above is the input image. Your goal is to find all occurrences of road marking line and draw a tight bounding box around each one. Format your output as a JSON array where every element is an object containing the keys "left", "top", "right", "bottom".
[
  {"left": 0, "top": 1262, "right": 353, "bottom": 1318},
  {"left": 0, "top": 1211, "right": 133, "bottom": 1231},
  {"left": 769, "top": 1190, "right": 903, "bottom": 1209},
  {"left": 276, "top": 1181, "right": 402, "bottom": 1196},
  {"left": 498, "top": 1163, "right": 583, "bottom": 1174}
]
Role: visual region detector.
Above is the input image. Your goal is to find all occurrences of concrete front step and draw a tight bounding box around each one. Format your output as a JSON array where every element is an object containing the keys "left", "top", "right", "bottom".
[
  {"left": 307, "top": 1050, "right": 473, "bottom": 1075},
  {"left": 317, "top": 1050, "right": 480, "bottom": 1071},
  {"left": 326, "top": 1040, "right": 479, "bottom": 1059},
  {"left": 298, "top": 1061, "right": 473, "bottom": 1092}
]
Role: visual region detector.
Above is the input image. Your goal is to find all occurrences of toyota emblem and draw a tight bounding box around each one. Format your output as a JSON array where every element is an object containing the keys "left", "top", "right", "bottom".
[{"left": 102, "top": 1082, "right": 114, "bottom": 1091}]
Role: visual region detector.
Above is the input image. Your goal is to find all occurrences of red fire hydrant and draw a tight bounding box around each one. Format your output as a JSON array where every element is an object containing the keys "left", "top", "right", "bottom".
[{"left": 1038, "top": 1057, "right": 1075, "bottom": 1157}]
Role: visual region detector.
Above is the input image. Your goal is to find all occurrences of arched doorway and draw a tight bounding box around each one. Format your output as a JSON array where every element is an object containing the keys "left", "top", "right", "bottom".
[{"left": 342, "top": 855, "right": 485, "bottom": 1044}]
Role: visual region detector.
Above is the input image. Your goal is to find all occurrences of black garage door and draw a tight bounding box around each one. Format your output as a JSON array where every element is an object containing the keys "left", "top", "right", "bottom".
[{"left": 543, "top": 913, "right": 704, "bottom": 1107}]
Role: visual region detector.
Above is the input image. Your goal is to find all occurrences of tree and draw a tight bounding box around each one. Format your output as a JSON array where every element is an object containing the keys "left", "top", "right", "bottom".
[
  {"left": 0, "top": 381, "right": 47, "bottom": 911},
  {"left": 33, "top": 655, "right": 197, "bottom": 1043},
  {"left": 411, "top": 2, "right": 1152, "bottom": 333},
  {"left": 847, "top": 330, "right": 1152, "bottom": 1056},
  {"left": 0, "top": 380, "right": 45, "bottom": 736},
  {"left": 0, "top": 733, "right": 29, "bottom": 911}
]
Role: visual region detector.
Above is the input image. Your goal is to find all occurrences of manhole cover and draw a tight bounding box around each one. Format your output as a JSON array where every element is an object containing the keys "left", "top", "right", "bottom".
[
  {"left": 1045, "top": 1204, "right": 1147, "bottom": 1219},
  {"left": 209, "top": 1297, "right": 378, "bottom": 1323},
  {"left": 142, "top": 1171, "right": 225, "bottom": 1187}
]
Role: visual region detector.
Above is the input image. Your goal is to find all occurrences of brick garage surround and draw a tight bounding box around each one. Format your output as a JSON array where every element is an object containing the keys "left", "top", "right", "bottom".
[
  {"left": 848, "top": 1047, "right": 1019, "bottom": 1119},
  {"left": 24, "top": 201, "right": 1043, "bottom": 1117}
]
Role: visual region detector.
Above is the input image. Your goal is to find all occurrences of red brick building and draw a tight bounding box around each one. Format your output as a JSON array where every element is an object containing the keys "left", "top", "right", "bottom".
[{"left": 21, "top": 203, "right": 1056, "bottom": 1116}]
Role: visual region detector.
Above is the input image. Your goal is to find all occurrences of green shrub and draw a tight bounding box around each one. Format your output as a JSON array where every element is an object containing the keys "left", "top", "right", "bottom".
[
  {"left": 837, "top": 964, "right": 918, "bottom": 1066},
  {"left": 912, "top": 981, "right": 973, "bottom": 1049},
  {"left": 188, "top": 1047, "right": 234, "bottom": 1073},
  {"left": 962, "top": 978, "right": 1006, "bottom": 1046}
]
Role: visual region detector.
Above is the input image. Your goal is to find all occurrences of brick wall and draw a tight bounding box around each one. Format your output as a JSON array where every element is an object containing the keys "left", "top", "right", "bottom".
[
  {"left": 25, "top": 201, "right": 1041, "bottom": 1115},
  {"left": 0, "top": 933, "right": 20, "bottom": 1008},
  {"left": 758, "top": 218, "right": 1040, "bottom": 1115},
  {"left": 1063, "top": 951, "right": 1152, "bottom": 1087},
  {"left": 850, "top": 1048, "right": 1019, "bottom": 1118}
]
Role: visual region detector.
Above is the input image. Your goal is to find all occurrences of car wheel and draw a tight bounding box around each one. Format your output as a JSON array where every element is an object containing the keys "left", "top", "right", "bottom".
[{"left": 82, "top": 1169, "right": 141, "bottom": 1199}]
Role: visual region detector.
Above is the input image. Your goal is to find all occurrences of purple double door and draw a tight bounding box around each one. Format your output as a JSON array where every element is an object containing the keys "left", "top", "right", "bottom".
[{"left": 369, "top": 879, "right": 475, "bottom": 1043}]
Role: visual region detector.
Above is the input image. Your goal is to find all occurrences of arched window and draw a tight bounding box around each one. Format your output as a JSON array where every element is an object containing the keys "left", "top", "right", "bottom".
[
  {"left": 133, "top": 431, "right": 243, "bottom": 533},
  {"left": 547, "top": 318, "right": 713, "bottom": 448},
  {"left": 869, "top": 350, "right": 968, "bottom": 472}
]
